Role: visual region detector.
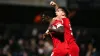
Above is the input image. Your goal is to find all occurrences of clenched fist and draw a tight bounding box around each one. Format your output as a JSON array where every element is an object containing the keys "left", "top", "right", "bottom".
[{"left": 50, "top": 1, "right": 56, "bottom": 6}]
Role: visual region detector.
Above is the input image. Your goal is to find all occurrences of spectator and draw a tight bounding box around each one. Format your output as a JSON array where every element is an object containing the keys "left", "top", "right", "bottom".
[{"left": 86, "top": 42, "right": 93, "bottom": 56}]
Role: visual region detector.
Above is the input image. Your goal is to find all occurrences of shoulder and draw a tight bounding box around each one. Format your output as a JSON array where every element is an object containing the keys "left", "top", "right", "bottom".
[
  {"left": 62, "top": 17, "right": 70, "bottom": 24},
  {"left": 62, "top": 17, "right": 69, "bottom": 21},
  {"left": 50, "top": 17, "right": 56, "bottom": 24},
  {"left": 52, "top": 17, "right": 57, "bottom": 21},
  {"left": 53, "top": 17, "right": 57, "bottom": 20}
]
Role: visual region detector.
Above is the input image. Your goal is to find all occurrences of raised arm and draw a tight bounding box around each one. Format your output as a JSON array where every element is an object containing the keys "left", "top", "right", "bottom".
[{"left": 50, "top": 1, "right": 59, "bottom": 10}]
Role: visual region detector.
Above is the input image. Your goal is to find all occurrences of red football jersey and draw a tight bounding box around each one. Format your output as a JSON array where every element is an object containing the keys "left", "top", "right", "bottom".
[
  {"left": 63, "top": 18, "right": 79, "bottom": 56},
  {"left": 51, "top": 19, "right": 64, "bottom": 47},
  {"left": 62, "top": 18, "right": 75, "bottom": 45},
  {"left": 50, "top": 19, "right": 69, "bottom": 54},
  {"left": 50, "top": 18, "right": 79, "bottom": 56}
]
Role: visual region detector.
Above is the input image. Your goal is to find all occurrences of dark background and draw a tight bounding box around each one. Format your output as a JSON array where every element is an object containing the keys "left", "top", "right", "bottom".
[{"left": 0, "top": 0, "right": 100, "bottom": 56}]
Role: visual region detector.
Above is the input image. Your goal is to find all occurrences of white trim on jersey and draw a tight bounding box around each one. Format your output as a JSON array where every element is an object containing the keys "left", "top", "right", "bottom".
[
  {"left": 52, "top": 25, "right": 57, "bottom": 29},
  {"left": 51, "top": 52, "right": 54, "bottom": 56},
  {"left": 56, "top": 24, "right": 63, "bottom": 28},
  {"left": 69, "top": 54, "right": 71, "bottom": 56}
]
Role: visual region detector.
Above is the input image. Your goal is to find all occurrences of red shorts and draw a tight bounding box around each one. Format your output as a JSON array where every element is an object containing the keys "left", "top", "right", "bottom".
[
  {"left": 69, "top": 42, "right": 80, "bottom": 56},
  {"left": 51, "top": 42, "right": 79, "bottom": 56},
  {"left": 51, "top": 43, "right": 70, "bottom": 56}
]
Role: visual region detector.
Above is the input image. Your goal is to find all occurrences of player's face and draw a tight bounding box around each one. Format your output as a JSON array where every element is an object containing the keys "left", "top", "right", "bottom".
[{"left": 55, "top": 8, "right": 65, "bottom": 16}]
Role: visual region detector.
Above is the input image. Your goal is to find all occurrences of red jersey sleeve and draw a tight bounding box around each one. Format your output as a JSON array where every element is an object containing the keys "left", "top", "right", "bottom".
[{"left": 62, "top": 18, "right": 69, "bottom": 27}]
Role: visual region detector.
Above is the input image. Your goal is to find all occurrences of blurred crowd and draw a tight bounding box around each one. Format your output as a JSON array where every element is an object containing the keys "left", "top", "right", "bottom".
[
  {"left": 0, "top": 33, "right": 53, "bottom": 56},
  {"left": 0, "top": 24, "right": 99, "bottom": 56}
]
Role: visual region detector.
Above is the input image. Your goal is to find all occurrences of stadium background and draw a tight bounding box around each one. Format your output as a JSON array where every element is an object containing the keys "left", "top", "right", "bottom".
[{"left": 0, "top": 0, "right": 100, "bottom": 56}]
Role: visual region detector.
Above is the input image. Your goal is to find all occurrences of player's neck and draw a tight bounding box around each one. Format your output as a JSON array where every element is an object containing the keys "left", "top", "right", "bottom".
[{"left": 60, "top": 15, "right": 66, "bottom": 19}]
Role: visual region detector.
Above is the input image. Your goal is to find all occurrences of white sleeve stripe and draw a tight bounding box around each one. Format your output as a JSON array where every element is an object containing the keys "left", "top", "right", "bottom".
[{"left": 56, "top": 24, "right": 63, "bottom": 28}]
